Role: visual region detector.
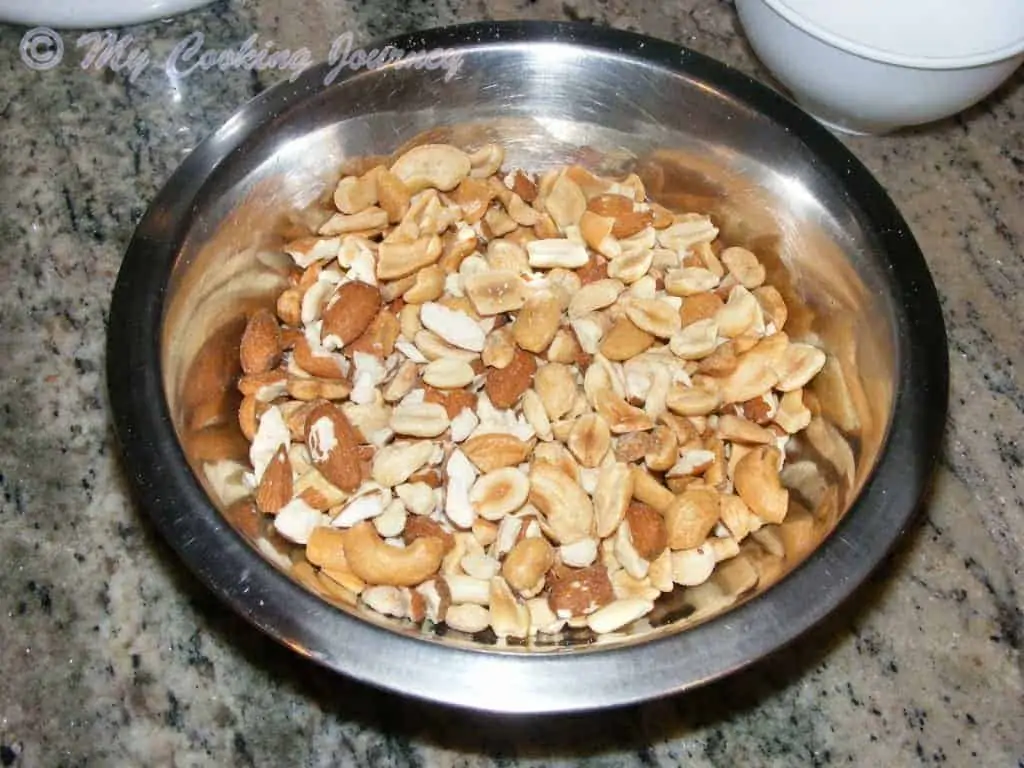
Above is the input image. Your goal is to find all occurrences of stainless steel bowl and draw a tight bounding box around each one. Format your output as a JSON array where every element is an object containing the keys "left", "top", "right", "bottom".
[{"left": 107, "top": 21, "right": 947, "bottom": 713}]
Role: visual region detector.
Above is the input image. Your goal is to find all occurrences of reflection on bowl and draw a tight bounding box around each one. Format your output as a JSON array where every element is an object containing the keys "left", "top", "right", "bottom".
[{"left": 108, "top": 21, "right": 947, "bottom": 712}]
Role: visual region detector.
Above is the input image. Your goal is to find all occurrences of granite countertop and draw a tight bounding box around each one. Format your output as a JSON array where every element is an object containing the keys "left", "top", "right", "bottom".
[{"left": 0, "top": 0, "right": 1021, "bottom": 765}]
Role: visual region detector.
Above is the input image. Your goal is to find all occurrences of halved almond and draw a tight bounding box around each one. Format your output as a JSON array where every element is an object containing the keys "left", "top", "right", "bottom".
[
  {"left": 304, "top": 402, "right": 363, "bottom": 492},
  {"left": 485, "top": 347, "right": 537, "bottom": 408},
  {"left": 320, "top": 282, "right": 381, "bottom": 347},
  {"left": 255, "top": 445, "right": 293, "bottom": 514}
]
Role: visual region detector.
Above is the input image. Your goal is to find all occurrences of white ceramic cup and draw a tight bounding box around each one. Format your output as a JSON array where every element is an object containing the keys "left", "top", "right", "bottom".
[
  {"left": 0, "top": 0, "right": 217, "bottom": 28},
  {"left": 736, "top": 0, "right": 1024, "bottom": 134}
]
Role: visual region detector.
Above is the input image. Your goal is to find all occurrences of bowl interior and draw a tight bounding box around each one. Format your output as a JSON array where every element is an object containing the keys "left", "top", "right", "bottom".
[{"left": 159, "top": 40, "right": 894, "bottom": 653}]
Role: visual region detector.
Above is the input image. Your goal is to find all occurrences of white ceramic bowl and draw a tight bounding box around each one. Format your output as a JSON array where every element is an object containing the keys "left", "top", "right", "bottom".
[
  {"left": 736, "top": 0, "right": 1024, "bottom": 134},
  {"left": 0, "top": 0, "right": 216, "bottom": 28}
]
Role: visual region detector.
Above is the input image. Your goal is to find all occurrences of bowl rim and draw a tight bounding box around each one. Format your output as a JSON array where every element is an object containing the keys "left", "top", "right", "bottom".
[
  {"left": 106, "top": 19, "right": 949, "bottom": 713},
  {"left": 760, "top": 0, "right": 1024, "bottom": 69}
]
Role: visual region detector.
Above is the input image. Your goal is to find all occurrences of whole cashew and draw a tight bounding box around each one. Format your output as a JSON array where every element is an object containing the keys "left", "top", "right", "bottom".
[{"left": 343, "top": 521, "right": 446, "bottom": 587}]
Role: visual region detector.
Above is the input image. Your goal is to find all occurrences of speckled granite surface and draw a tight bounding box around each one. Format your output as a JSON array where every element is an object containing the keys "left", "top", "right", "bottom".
[{"left": 0, "top": 0, "right": 1021, "bottom": 765}]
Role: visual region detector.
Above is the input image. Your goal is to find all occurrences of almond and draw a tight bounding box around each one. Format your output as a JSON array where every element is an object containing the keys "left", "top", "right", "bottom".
[
  {"left": 575, "top": 254, "right": 608, "bottom": 285},
  {"left": 510, "top": 170, "right": 538, "bottom": 202},
  {"left": 407, "top": 468, "right": 443, "bottom": 488},
  {"left": 461, "top": 433, "right": 531, "bottom": 473},
  {"left": 320, "top": 282, "right": 381, "bottom": 347},
  {"left": 741, "top": 394, "right": 775, "bottom": 425},
  {"left": 403, "top": 516, "right": 455, "bottom": 553},
  {"left": 304, "top": 401, "right": 363, "bottom": 492},
  {"left": 695, "top": 341, "right": 738, "bottom": 377},
  {"left": 238, "top": 395, "right": 265, "bottom": 442},
  {"left": 586, "top": 193, "right": 632, "bottom": 217},
  {"left": 548, "top": 564, "right": 614, "bottom": 617},
  {"left": 240, "top": 309, "right": 282, "bottom": 375},
  {"left": 376, "top": 168, "right": 411, "bottom": 223},
  {"left": 624, "top": 502, "right": 667, "bottom": 560},
  {"left": 611, "top": 210, "right": 654, "bottom": 239},
  {"left": 255, "top": 445, "right": 293, "bottom": 514},
  {"left": 239, "top": 369, "right": 288, "bottom": 401},
  {"left": 293, "top": 336, "right": 348, "bottom": 379},
  {"left": 423, "top": 386, "right": 478, "bottom": 420},
  {"left": 287, "top": 375, "right": 353, "bottom": 402},
  {"left": 485, "top": 347, "right": 537, "bottom": 408}
]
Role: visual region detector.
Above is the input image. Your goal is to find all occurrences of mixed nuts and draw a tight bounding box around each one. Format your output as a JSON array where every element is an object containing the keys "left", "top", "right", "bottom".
[{"left": 229, "top": 141, "right": 829, "bottom": 641}]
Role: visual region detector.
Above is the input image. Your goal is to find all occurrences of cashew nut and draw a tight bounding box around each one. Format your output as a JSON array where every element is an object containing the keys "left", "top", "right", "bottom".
[
  {"left": 502, "top": 537, "right": 554, "bottom": 596},
  {"left": 665, "top": 267, "right": 720, "bottom": 297},
  {"left": 343, "top": 521, "right": 446, "bottom": 587},
  {"left": 468, "top": 143, "right": 504, "bottom": 178},
  {"left": 391, "top": 144, "right": 471, "bottom": 193},
  {"left": 733, "top": 445, "right": 789, "bottom": 524},
  {"left": 630, "top": 466, "right": 675, "bottom": 513},
  {"left": 665, "top": 488, "right": 721, "bottom": 550},
  {"left": 489, "top": 576, "right": 531, "bottom": 639},
  {"left": 529, "top": 463, "right": 595, "bottom": 544},
  {"left": 720, "top": 246, "right": 766, "bottom": 289}
]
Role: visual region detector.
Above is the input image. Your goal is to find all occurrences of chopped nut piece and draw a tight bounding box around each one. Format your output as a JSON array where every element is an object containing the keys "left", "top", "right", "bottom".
[{"left": 233, "top": 141, "right": 830, "bottom": 638}]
